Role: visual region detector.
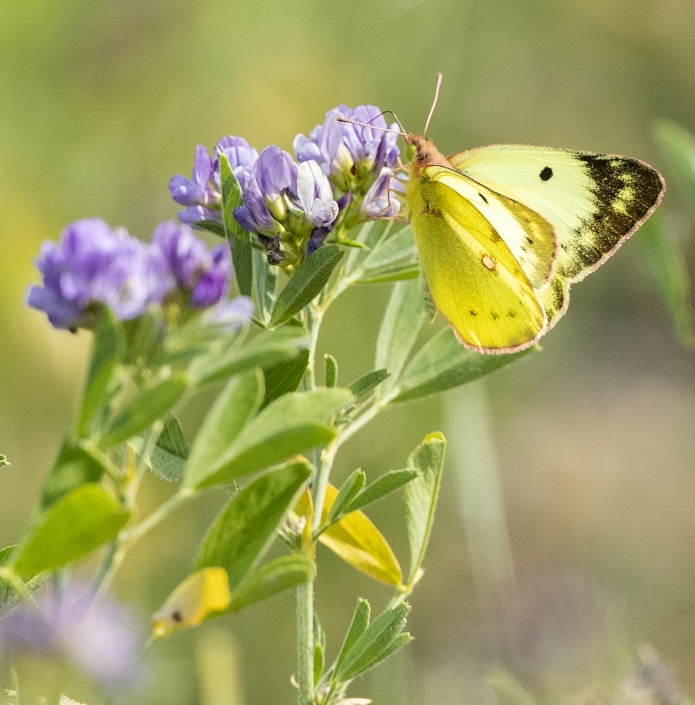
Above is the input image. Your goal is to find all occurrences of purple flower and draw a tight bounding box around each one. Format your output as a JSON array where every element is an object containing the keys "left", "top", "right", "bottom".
[
  {"left": 151, "top": 221, "right": 233, "bottom": 308},
  {"left": 294, "top": 104, "right": 400, "bottom": 194},
  {"left": 0, "top": 582, "right": 145, "bottom": 692},
  {"left": 169, "top": 145, "right": 216, "bottom": 208},
  {"left": 294, "top": 161, "right": 340, "bottom": 228},
  {"left": 170, "top": 137, "right": 259, "bottom": 228},
  {"left": 28, "top": 219, "right": 175, "bottom": 330},
  {"left": 233, "top": 176, "right": 277, "bottom": 236},
  {"left": 359, "top": 167, "right": 400, "bottom": 220}
]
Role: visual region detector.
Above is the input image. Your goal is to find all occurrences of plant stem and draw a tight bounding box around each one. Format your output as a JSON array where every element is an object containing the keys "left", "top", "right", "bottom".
[
  {"left": 92, "top": 488, "right": 194, "bottom": 600},
  {"left": 296, "top": 580, "right": 314, "bottom": 705}
]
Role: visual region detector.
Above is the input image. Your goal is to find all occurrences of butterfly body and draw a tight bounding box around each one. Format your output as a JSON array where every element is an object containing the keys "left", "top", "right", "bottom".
[{"left": 404, "top": 134, "right": 665, "bottom": 354}]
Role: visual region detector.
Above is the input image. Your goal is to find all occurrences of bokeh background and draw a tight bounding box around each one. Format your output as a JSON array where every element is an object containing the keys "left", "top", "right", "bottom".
[{"left": 2, "top": 0, "right": 695, "bottom": 703}]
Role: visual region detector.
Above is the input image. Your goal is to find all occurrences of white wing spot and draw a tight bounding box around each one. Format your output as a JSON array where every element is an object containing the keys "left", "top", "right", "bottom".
[{"left": 482, "top": 254, "right": 496, "bottom": 271}]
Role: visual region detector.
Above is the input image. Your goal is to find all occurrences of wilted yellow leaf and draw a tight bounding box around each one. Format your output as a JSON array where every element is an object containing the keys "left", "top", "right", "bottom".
[
  {"left": 153, "top": 567, "right": 231, "bottom": 636},
  {"left": 295, "top": 485, "right": 403, "bottom": 587}
]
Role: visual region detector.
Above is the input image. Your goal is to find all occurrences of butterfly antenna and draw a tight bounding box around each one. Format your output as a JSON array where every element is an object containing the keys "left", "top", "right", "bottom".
[
  {"left": 423, "top": 73, "right": 443, "bottom": 137},
  {"left": 336, "top": 116, "right": 407, "bottom": 138},
  {"left": 380, "top": 110, "right": 407, "bottom": 135}
]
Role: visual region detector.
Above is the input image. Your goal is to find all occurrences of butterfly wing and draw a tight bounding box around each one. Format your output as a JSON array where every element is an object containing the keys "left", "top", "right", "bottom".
[
  {"left": 449, "top": 145, "right": 665, "bottom": 282},
  {"left": 411, "top": 165, "right": 548, "bottom": 353},
  {"left": 428, "top": 165, "right": 558, "bottom": 290}
]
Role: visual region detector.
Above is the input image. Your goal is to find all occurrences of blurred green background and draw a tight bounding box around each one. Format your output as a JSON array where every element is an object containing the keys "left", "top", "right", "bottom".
[{"left": 2, "top": 0, "right": 695, "bottom": 703}]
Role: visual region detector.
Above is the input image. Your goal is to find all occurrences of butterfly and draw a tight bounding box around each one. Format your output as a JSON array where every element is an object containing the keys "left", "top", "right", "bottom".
[{"left": 400, "top": 80, "right": 665, "bottom": 354}]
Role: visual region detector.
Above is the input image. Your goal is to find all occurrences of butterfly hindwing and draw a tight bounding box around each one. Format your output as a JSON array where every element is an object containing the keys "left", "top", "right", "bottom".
[
  {"left": 448, "top": 145, "right": 665, "bottom": 282},
  {"left": 412, "top": 166, "right": 547, "bottom": 353}
]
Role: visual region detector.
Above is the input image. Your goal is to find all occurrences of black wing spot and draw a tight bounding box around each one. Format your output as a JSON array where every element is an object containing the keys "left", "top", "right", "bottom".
[
  {"left": 171, "top": 611, "right": 183, "bottom": 623},
  {"left": 507, "top": 309, "right": 517, "bottom": 318},
  {"left": 490, "top": 311, "right": 500, "bottom": 321},
  {"left": 479, "top": 192, "right": 489, "bottom": 204},
  {"left": 540, "top": 166, "right": 553, "bottom": 181},
  {"left": 469, "top": 309, "right": 477, "bottom": 317}
]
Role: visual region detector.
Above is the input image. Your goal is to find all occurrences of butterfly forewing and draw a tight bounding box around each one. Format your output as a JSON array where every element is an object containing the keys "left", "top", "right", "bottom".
[
  {"left": 414, "top": 171, "right": 547, "bottom": 353},
  {"left": 426, "top": 165, "right": 558, "bottom": 290},
  {"left": 449, "top": 145, "right": 665, "bottom": 282}
]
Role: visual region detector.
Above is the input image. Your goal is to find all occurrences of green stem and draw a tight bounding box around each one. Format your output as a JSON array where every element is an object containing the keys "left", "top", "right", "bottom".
[
  {"left": 296, "top": 580, "right": 314, "bottom": 705},
  {"left": 311, "top": 441, "right": 337, "bottom": 534},
  {"left": 335, "top": 386, "right": 399, "bottom": 450},
  {"left": 92, "top": 488, "right": 194, "bottom": 600}
]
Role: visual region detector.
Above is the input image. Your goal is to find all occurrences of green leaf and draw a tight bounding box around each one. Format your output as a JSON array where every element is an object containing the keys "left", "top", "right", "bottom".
[
  {"left": 99, "top": 375, "right": 187, "bottom": 448},
  {"left": 403, "top": 432, "right": 446, "bottom": 585},
  {"left": 637, "top": 211, "right": 695, "bottom": 349},
  {"left": 375, "top": 279, "right": 426, "bottom": 397},
  {"left": 0, "top": 546, "right": 49, "bottom": 615},
  {"left": 184, "top": 370, "right": 264, "bottom": 489},
  {"left": 38, "top": 439, "right": 108, "bottom": 512},
  {"left": 224, "top": 554, "right": 315, "bottom": 614},
  {"left": 220, "top": 154, "right": 253, "bottom": 296},
  {"left": 76, "top": 308, "right": 124, "bottom": 438},
  {"left": 347, "top": 368, "right": 389, "bottom": 397},
  {"left": 189, "top": 326, "right": 308, "bottom": 387},
  {"left": 196, "top": 460, "right": 311, "bottom": 588},
  {"left": 654, "top": 120, "right": 695, "bottom": 215},
  {"left": 358, "top": 227, "right": 420, "bottom": 283},
  {"left": 253, "top": 248, "right": 279, "bottom": 323},
  {"left": 261, "top": 348, "right": 310, "bottom": 409},
  {"left": 190, "top": 388, "right": 351, "bottom": 488},
  {"left": 324, "top": 354, "right": 338, "bottom": 387},
  {"left": 270, "top": 245, "right": 344, "bottom": 326},
  {"left": 343, "top": 469, "right": 419, "bottom": 517},
  {"left": 343, "top": 220, "right": 394, "bottom": 276},
  {"left": 12, "top": 484, "right": 130, "bottom": 579},
  {"left": 313, "top": 613, "right": 326, "bottom": 686},
  {"left": 334, "top": 602, "right": 411, "bottom": 682},
  {"left": 395, "top": 327, "right": 529, "bottom": 402},
  {"left": 149, "top": 413, "right": 189, "bottom": 482},
  {"left": 194, "top": 219, "right": 226, "bottom": 238},
  {"left": 232, "top": 239, "right": 253, "bottom": 298},
  {"left": 123, "top": 310, "right": 166, "bottom": 366},
  {"left": 488, "top": 671, "right": 539, "bottom": 705},
  {"left": 327, "top": 469, "right": 366, "bottom": 524},
  {"left": 334, "top": 599, "right": 371, "bottom": 677}
]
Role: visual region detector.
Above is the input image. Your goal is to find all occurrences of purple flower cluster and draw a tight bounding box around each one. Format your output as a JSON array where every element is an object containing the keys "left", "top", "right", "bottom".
[
  {"left": 169, "top": 103, "right": 401, "bottom": 261},
  {"left": 28, "top": 219, "right": 250, "bottom": 330},
  {"left": 0, "top": 582, "right": 145, "bottom": 691},
  {"left": 234, "top": 146, "right": 339, "bottom": 257},
  {"left": 294, "top": 104, "right": 401, "bottom": 218}
]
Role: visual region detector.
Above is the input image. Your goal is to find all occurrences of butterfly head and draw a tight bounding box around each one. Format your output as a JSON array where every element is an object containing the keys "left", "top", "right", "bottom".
[{"left": 405, "top": 134, "right": 452, "bottom": 176}]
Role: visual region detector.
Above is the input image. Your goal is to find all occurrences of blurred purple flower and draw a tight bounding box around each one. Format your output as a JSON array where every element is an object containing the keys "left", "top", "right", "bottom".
[
  {"left": 0, "top": 582, "right": 145, "bottom": 692},
  {"left": 203, "top": 295, "right": 254, "bottom": 330},
  {"left": 27, "top": 219, "right": 174, "bottom": 330},
  {"left": 151, "top": 221, "right": 233, "bottom": 308},
  {"left": 191, "top": 244, "right": 232, "bottom": 308},
  {"left": 294, "top": 104, "right": 400, "bottom": 194}
]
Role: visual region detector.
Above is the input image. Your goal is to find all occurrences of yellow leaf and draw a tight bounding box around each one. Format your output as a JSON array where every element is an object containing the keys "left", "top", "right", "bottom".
[
  {"left": 152, "top": 567, "right": 231, "bottom": 637},
  {"left": 295, "top": 485, "right": 403, "bottom": 587}
]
